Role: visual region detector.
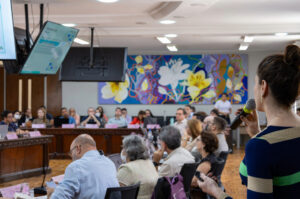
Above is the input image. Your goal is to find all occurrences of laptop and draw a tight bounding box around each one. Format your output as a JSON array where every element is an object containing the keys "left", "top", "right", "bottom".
[
  {"left": 0, "top": 125, "right": 8, "bottom": 139},
  {"left": 54, "top": 117, "right": 69, "bottom": 128}
]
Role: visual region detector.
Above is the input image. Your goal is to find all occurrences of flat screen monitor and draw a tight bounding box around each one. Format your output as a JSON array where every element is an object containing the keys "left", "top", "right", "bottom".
[
  {"left": 0, "top": 0, "right": 16, "bottom": 60},
  {"left": 20, "top": 21, "right": 79, "bottom": 74},
  {"left": 60, "top": 47, "right": 127, "bottom": 82}
]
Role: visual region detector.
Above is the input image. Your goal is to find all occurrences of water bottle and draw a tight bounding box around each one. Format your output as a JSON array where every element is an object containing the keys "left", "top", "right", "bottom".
[
  {"left": 170, "top": 117, "right": 175, "bottom": 125},
  {"left": 148, "top": 129, "right": 153, "bottom": 142}
]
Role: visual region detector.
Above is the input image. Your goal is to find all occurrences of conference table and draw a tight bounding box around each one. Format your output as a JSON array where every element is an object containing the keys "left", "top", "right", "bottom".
[
  {"left": 27, "top": 128, "right": 144, "bottom": 159},
  {"left": 0, "top": 135, "right": 52, "bottom": 183}
]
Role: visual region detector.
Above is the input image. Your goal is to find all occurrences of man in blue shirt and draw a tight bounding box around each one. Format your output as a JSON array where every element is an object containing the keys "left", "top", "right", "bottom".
[
  {"left": 81, "top": 107, "right": 103, "bottom": 127},
  {"left": 60, "top": 107, "right": 76, "bottom": 125},
  {"left": 108, "top": 107, "right": 127, "bottom": 127},
  {"left": 50, "top": 134, "right": 119, "bottom": 199},
  {"left": 0, "top": 110, "right": 18, "bottom": 132}
]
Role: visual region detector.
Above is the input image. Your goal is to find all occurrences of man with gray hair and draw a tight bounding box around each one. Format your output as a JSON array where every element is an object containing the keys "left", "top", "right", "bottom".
[
  {"left": 50, "top": 134, "right": 119, "bottom": 199},
  {"left": 153, "top": 126, "right": 195, "bottom": 177}
]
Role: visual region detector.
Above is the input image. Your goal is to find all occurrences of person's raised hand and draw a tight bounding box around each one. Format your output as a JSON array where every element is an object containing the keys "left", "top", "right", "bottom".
[{"left": 235, "top": 108, "right": 260, "bottom": 137}]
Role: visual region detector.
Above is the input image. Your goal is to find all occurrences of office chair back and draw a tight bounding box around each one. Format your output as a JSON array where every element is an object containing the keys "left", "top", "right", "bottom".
[
  {"left": 107, "top": 153, "right": 123, "bottom": 170},
  {"left": 179, "top": 162, "right": 199, "bottom": 197},
  {"left": 105, "top": 182, "right": 140, "bottom": 199}
]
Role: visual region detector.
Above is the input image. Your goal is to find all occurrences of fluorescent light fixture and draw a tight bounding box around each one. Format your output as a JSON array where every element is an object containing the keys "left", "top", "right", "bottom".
[
  {"left": 62, "top": 23, "right": 76, "bottom": 27},
  {"left": 156, "top": 37, "right": 171, "bottom": 44},
  {"left": 244, "top": 36, "right": 254, "bottom": 43},
  {"left": 165, "top": 34, "right": 178, "bottom": 38},
  {"left": 160, "top": 20, "right": 176, "bottom": 25},
  {"left": 74, "top": 38, "right": 89, "bottom": 45},
  {"left": 239, "top": 44, "right": 249, "bottom": 51},
  {"left": 167, "top": 45, "right": 178, "bottom": 52},
  {"left": 275, "top": 32, "right": 288, "bottom": 36},
  {"left": 97, "top": 0, "right": 119, "bottom": 3}
]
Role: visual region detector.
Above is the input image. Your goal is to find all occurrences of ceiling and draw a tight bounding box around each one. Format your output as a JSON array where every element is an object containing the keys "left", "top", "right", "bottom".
[{"left": 11, "top": 0, "right": 300, "bottom": 54}]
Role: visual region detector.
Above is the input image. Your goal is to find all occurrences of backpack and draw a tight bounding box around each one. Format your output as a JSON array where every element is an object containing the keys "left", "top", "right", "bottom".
[{"left": 151, "top": 174, "right": 187, "bottom": 199}]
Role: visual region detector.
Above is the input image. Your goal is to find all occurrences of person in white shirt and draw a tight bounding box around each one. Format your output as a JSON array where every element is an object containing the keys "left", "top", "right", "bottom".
[
  {"left": 214, "top": 93, "right": 232, "bottom": 124},
  {"left": 173, "top": 108, "right": 187, "bottom": 136},
  {"left": 184, "top": 105, "right": 194, "bottom": 120}
]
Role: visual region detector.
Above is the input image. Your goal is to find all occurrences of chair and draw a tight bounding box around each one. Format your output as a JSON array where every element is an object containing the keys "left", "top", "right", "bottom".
[
  {"left": 104, "top": 182, "right": 140, "bottom": 199},
  {"left": 217, "top": 151, "right": 229, "bottom": 190},
  {"left": 107, "top": 153, "right": 123, "bottom": 170},
  {"left": 180, "top": 162, "right": 200, "bottom": 198}
]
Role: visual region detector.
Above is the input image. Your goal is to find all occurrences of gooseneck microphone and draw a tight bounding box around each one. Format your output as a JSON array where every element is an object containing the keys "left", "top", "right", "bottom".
[{"left": 230, "top": 99, "right": 256, "bottom": 130}]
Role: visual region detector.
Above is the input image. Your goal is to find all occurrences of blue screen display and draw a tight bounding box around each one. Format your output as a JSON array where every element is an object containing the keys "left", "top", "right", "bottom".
[{"left": 21, "top": 21, "right": 79, "bottom": 74}]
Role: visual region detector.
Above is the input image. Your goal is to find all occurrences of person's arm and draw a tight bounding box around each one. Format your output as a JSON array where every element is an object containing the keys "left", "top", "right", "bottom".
[
  {"left": 181, "top": 130, "right": 191, "bottom": 148},
  {"left": 81, "top": 116, "right": 91, "bottom": 126},
  {"left": 90, "top": 115, "right": 101, "bottom": 127},
  {"left": 239, "top": 109, "right": 261, "bottom": 137},
  {"left": 103, "top": 114, "right": 108, "bottom": 122},
  {"left": 191, "top": 162, "right": 211, "bottom": 187},
  {"left": 184, "top": 138, "right": 198, "bottom": 151},
  {"left": 50, "top": 164, "right": 80, "bottom": 199},
  {"left": 75, "top": 115, "right": 80, "bottom": 126},
  {"left": 117, "top": 165, "right": 133, "bottom": 187}
]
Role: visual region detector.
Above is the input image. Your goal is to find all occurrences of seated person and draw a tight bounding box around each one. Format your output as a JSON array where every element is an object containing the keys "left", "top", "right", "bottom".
[
  {"left": 191, "top": 131, "right": 219, "bottom": 187},
  {"left": 32, "top": 108, "right": 51, "bottom": 127},
  {"left": 19, "top": 108, "right": 34, "bottom": 126},
  {"left": 0, "top": 110, "right": 19, "bottom": 132},
  {"left": 145, "top": 109, "right": 154, "bottom": 118},
  {"left": 96, "top": 106, "right": 108, "bottom": 122},
  {"left": 173, "top": 108, "right": 187, "bottom": 136},
  {"left": 153, "top": 126, "right": 195, "bottom": 177},
  {"left": 12, "top": 110, "right": 22, "bottom": 126},
  {"left": 204, "top": 116, "right": 228, "bottom": 156},
  {"left": 108, "top": 107, "right": 127, "bottom": 127},
  {"left": 210, "top": 109, "right": 219, "bottom": 117},
  {"left": 185, "top": 105, "right": 194, "bottom": 120},
  {"left": 193, "top": 111, "right": 208, "bottom": 122},
  {"left": 118, "top": 135, "right": 159, "bottom": 199},
  {"left": 69, "top": 108, "right": 80, "bottom": 126},
  {"left": 81, "top": 107, "right": 103, "bottom": 127},
  {"left": 181, "top": 119, "right": 202, "bottom": 152},
  {"left": 39, "top": 106, "right": 54, "bottom": 126},
  {"left": 49, "top": 134, "right": 119, "bottom": 198},
  {"left": 121, "top": 108, "right": 132, "bottom": 124},
  {"left": 59, "top": 107, "right": 76, "bottom": 125},
  {"left": 130, "top": 110, "right": 146, "bottom": 125}
]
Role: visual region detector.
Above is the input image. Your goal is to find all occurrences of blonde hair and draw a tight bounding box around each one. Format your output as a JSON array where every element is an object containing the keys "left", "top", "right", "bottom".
[{"left": 187, "top": 119, "right": 202, "bottom": 139}]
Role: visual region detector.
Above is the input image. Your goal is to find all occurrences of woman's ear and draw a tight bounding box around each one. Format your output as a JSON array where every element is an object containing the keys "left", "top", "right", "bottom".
[{"left": 261, "top": 80, "right": 268, "bottom": 97}]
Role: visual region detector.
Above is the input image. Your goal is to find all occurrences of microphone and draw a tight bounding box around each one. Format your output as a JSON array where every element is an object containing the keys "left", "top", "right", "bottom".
[{"left": 230, "top": 99, "right": 256, "bottom": 130}]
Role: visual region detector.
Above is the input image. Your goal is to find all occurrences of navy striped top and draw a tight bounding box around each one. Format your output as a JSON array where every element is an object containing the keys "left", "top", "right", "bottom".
[{"left": 240, "top": 126, "right": 300, "bottom": 199}]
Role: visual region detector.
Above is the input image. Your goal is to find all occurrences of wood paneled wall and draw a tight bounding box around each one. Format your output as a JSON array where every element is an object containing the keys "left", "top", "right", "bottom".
[{"left": 0, "top": 67, "right": 4, "bottom": 116}]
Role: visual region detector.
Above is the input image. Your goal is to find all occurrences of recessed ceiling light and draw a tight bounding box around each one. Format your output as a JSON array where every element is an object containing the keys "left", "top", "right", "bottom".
[
  {"left": 74, "top": 38, "right": 89, "bottom": 45},
  {"left": 239, "top": 44, "right": 249, "bottom": 51},
  {"left": 156, "top": 37, "right": 171, "bottom": 44},
  {"left": 160, "top": 20, "right": 176, "bottom": 25},
  {"left": 167, "top": 45, "right": 178, "bottom": 52},
  {"left": 165, "top": 34, "right": 178, "bottom": 38},
  {"left": 243, "top": 36, "right": 254, "bottom": 43},
  {"left": 62, "top": 23, "right": 76, "bottom": 27},
  {"left": 275, "top": 32, "right": 288, "bottom": 36},
  {"left": 96, "top": 0, "right": 119, "bottom": 3}
]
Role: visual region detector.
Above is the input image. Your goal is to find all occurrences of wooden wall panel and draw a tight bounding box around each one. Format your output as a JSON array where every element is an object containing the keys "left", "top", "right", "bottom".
[
  {"left": 47, "top": 71, "right": 62, "bottom": 117},
  {"left": 0, "top": 67, "right": 4, "bottom": 116},
  {"left": 5, "top": 74, "right": 19, "bottom": 113}
]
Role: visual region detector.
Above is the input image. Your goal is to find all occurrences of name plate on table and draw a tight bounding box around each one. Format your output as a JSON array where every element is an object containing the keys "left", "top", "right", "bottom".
[
  {"left": 6, "top": 133, "right": 18, "bottom": 140},
  {"left": 147, "top": 124, "right": 161, "bottom": 129},
  {"left": 0, "top": 183, "right": 29, "bottom": 198},
  {"left": 62, "top": 124, "right": 75, "bottom": 128},
  {"left": 29, "top": 131, "right": 41, "bottom": 137},
  {"left": 32, "top": 124, "right": 46, "bottom": 129},
  {"left": 85, "top": 124, "right": 99, "bottom": 129},
  {"left": 127, "top": 124, "right": 140, "bottom": 129},
  {"left": 105, "top": 124, "right": 118, "bottom": 129}
]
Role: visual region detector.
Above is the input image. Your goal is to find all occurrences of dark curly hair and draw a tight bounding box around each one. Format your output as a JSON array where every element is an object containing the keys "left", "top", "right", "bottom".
[{"left": 200, "top": 131, "right": 219, "bottom": 154}]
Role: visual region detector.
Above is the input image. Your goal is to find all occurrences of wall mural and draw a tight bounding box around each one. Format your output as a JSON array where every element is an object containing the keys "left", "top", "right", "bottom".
[{"left": 98, "top": 54, "right": 248, "bottom": 104}]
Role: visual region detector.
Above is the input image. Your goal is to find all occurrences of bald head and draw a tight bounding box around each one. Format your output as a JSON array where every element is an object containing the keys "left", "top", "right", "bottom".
[{"left": 70, "top": 134, "right": 97, "bottom": 161}]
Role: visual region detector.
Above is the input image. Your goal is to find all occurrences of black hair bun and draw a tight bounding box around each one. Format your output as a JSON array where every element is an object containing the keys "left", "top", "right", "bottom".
[{"left": 284, "top": 45, "right": 300, "bottom": 70}]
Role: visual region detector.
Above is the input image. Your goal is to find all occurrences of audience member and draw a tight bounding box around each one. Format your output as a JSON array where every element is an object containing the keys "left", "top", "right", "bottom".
[
  {"left": 145, "top": 109, "right": 154, "bottom": 118},
  {"left": 39, "top": 106, "right": 54, "bottom": 125},
  {"left": 153, "top": 126, "right": 195, "bottom": 177},
  {"left": 117, "top": 135, "right": 159, "bottom": 199},
  {"left": 69, "top": 108, "right": 80, "bottom": 126},
  {"left": 184, "top": 105, "right": 194, "bottom": 120},
  {"left": 191, "top": 106, "right": 196, "bottom": 113},
  {"left": 191, "top": 131, "right": 219, "bottom": 187},
  {"left": 0, "top": 110, "right": 19, "bottom": 132},
  {"left": 121, "top": 108, "right": 132, "bottom": 124},
  {"left": 19, "top": 108, "right": 34, "bottom": 126},
  {"left": 59, "top": 107, "right": 76, "bottom": 125},
  {"left": 108, "top": 107, "right": 127, "bottom": 127},
  {"left": 13, "top": 110, "right": 21, "bottom": 126},
  {"left": 96, "top": 106, "right": 108, "bottom": 122},
  {"left": 50, "top": 134, "right": 119, "bottom": 198},
  {"left": 205, "top": 116, "right": 229, "bottom": 156},
  {"left": 81, "top": 107, "right": 103, "bottom": 127},
  {"left": 193, "top": 111, "right": 207, "bottom": 122},
  {"left": 173, "top": 108, "right": 187, "bottom": 136},
  {"left": 130, "top": 110, "right": 146, "bottom": 125},
  {"left": 181, "top": 119, "right": 202, "bottom": 152},
  {"left": 210, "top": 108, "right": 219, "bottom": 117},
  {"left": 33, "top": 108, "right": 51, "bottom": 126},
  {"left": 214, "top": 93, "right": 232, "bottom": 124}
]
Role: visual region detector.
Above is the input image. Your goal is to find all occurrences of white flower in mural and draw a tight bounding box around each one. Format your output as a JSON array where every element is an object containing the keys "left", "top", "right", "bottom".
[
  {"left": 158, "top": 59, "right": 189, "bottom": 89},
  {"left": 101, "top": 75, "right": 130, "bottom": 103},
  {"left": 158, "top": 86, "right": 168, "bottom": 95}
]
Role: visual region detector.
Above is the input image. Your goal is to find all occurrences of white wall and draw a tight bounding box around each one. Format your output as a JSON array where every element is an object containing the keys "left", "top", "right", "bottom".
[{"left": 62, "top": 51, "right": 277, "bottom": 120}]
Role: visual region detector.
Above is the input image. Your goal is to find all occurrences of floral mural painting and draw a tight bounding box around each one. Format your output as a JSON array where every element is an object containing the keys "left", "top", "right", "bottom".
[{"left": 98, "top": 54, "right": 248, "bottom": 104}]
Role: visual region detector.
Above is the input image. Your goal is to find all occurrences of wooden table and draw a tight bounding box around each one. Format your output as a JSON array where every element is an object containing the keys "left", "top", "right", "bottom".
[
  {"left": 33, "top": 128, "right": 143, "bottom": 159},
  {"left": 0, "top": 135, "right": 52, "bottom": 183}
]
